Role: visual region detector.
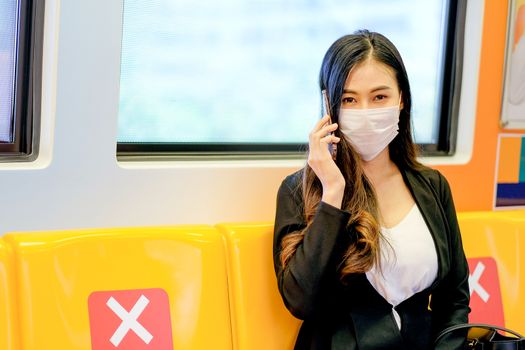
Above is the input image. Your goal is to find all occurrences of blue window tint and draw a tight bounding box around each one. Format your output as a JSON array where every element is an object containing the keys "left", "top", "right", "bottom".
[{"left": 118, "top": 0, "right": 446, "bottom": 147}]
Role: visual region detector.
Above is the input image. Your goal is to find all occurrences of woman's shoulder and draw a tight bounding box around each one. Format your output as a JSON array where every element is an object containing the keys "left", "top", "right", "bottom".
[
  {"left": 278, "top": 168, "right": 305, "bottom": 205},
  {"left": 280, "top": 168, "right": 304, "bottom": 192},
  {"left": 415, "top": 165, "right": 442, "bottom": 180},
  {"left": 406, "top": 164, "right": 451, "bottom": 195},
  {"left": 403, "top": 163, "right": 443, "bottom": 181}
]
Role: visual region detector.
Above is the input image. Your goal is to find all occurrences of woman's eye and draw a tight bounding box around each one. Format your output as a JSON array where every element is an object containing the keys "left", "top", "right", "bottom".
[
  {"left": 342, "top": 97, "right": 355, "bottom": 104},
  {"left": 374, "top": 95, "right": 387, "bottom": 101}
]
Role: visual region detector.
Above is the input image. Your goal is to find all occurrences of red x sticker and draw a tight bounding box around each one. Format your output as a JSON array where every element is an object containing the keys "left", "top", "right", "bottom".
[
  {"left": 467, "top": 257, "right": 505, "bottom": 326},
  {"left": 88, "top": 288, "right": 173, "bottom": 350}
]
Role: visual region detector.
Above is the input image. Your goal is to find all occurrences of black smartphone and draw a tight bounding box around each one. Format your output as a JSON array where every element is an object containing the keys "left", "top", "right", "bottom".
[{"left": 321, "top": 90, "right": 337, "bottom": 159}]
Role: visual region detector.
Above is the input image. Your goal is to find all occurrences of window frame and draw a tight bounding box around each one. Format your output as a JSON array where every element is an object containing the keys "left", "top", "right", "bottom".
[
  {"left": 0, "top": 0, "right": 44, "bottom": 161},
  {"left": 417, "top": 0, "right": 465, "bottom": 156},
  {"left": 117, "top": 0, "right": 466, "bottom": 160}
]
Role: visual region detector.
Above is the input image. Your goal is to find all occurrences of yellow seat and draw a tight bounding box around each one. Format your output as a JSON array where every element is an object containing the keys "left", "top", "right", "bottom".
[
  {"left": 218, "top": 223, "right": 301, "bottom": 350},
  {"left": 4, "top": 226, "right": 232, "bottom": 350},
  {"left": 458, "top": 210, "right": 525, "bottom": 334},
  {"left": 0, "top": 238, "right": 19, "bottom": 350}
]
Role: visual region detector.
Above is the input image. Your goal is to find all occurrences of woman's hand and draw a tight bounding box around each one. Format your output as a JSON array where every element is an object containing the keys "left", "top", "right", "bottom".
[{"left": 308, "top": 115, "right": 345, "bottom": 208}]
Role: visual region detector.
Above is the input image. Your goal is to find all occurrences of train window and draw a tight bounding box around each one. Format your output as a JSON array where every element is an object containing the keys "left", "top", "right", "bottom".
[
  {"left": 117, "top": 0, "right": 464, "bottom": 158},
  {"left": 0, "top": 0, "right": 44, "bottom": 161}
]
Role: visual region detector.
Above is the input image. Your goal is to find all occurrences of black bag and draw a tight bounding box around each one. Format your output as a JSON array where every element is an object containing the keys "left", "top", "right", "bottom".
[{"left": 434, "top": 323, "right": 525, "bottom": 349}]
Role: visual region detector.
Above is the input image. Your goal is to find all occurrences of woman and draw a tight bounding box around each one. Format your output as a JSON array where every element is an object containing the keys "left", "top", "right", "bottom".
[{"left": 273, "top": 30, "right": 470, "bottom": 349}]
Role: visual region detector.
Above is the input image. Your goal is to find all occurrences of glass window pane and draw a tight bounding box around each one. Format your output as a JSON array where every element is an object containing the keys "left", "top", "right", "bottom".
[
  {"left": 0, "top": 0, "right": 18, "bottom": 143},
  {"left": 118, "top": 0, "right": 446, "bottom": 146}
]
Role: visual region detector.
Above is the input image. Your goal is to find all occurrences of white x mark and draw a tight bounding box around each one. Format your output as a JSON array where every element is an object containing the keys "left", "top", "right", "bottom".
[
  {"left": 106, "top": 295, "right": 153, "bottom": 347},
  {"left": 468, "top": 261, "right": 490, "bottom": 303}
]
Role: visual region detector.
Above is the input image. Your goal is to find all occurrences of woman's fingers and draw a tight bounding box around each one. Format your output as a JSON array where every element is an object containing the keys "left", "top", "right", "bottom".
[
  {"left": 312, "top": 114, "right": 331, "bottom": 132},
  {"left": 309, "top": 116, "right": 339, "bottom": 156},
  {"left": 311, "top": 114, "right": 336, "bottom": 135},
  {"left": 320, "top": 134, "right": 341, "bottom": 145},
  {"left": 318, "top": 123, "right": 338, "bottom": 137},
  {"left": 310, "top": 122, "right": 338, "bottom": 141}
]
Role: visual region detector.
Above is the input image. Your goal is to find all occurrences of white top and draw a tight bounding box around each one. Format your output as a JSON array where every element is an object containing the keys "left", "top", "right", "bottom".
[{"left": 365, "top": 204, "right": 438, "bottom": 330}]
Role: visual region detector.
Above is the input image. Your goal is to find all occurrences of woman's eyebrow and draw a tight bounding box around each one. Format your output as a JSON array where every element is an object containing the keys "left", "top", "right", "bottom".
[{"left": 343, "top": 86, "right": 393, "bottom": 94}]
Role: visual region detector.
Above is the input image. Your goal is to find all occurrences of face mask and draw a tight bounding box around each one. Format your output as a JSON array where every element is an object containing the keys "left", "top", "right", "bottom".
[{"left": 338, "top": 103, "right": 401, "bottom": 161}]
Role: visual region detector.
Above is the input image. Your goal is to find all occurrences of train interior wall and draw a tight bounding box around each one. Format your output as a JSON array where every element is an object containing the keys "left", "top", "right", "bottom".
[{"left": 0, "top": 0, "right": 523, "bottom": 235}]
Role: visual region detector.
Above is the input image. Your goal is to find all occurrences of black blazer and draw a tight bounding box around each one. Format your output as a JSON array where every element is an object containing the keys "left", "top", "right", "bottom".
[{"left": 273, "top": 166, "right": 470, "bottom": 349}]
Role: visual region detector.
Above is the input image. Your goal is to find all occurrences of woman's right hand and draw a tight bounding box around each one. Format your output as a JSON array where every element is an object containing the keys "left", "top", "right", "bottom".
[{"left": 308, "top": 115, "right": 345, "bottom": 208}]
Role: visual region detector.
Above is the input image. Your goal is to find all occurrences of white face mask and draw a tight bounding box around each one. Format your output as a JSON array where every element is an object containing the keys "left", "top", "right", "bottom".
[{"left": 338, "top": 103, "right": 401, "bottom": 161}]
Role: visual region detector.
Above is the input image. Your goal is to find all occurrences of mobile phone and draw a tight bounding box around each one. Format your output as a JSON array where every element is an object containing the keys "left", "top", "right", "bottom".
[{"left": 321, "top": 90, "right": 337, "bottom": 159}]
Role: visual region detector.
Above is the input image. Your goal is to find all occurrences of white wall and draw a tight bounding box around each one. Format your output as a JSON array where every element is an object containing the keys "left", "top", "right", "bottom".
[{"left": 0, "top": 0, "right": 483, "bottom": 234}]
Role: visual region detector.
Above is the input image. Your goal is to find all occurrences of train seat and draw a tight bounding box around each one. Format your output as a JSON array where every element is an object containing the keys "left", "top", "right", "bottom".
[
  {"left": 458, "top": 210, "right": 525, "bottom": 334},
  {"left": 218, "top": 210, "right": 525, "bottom": 349},
  {"left": 1, "top": 210, "right": 523, "bottom": 349},
  {"left": 3, "top": 226, "right": 232, "bottom": 350},
  {"left": 0, "top": 238, "right": 19, "bottom": 350},
  {"left": 217, "top": 223, "right": 301, "bottom": 350}
]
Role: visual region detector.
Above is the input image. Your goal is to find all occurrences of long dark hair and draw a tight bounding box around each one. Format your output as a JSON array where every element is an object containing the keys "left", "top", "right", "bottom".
[{"left": 280, "top": 30, "right": 422, "bottom": 279}]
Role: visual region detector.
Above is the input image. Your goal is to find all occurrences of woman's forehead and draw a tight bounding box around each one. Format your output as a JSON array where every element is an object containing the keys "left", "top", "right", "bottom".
[{"left": 344, "top": 59, "right": 398, "bottom": 92}]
